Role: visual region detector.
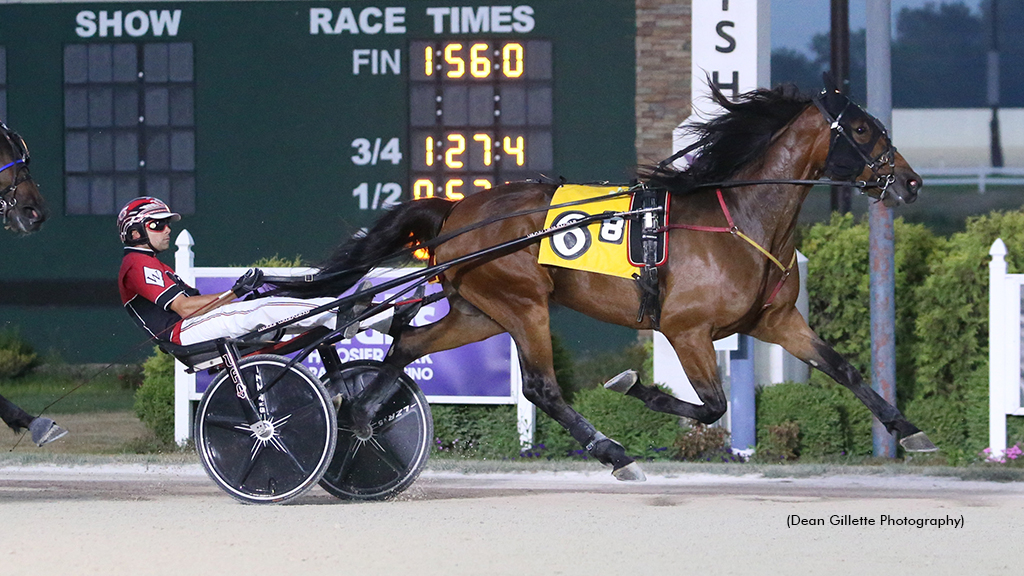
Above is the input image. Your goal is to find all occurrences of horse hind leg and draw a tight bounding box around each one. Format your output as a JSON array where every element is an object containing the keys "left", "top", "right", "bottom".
[
  {"left": 519, "top": 362, "right": 645, "bottom": 481},
  {"left": 482, "top": 302, "right": 646, "bottom": 478},
  {"left": 433, "top": 288, "right": 645, "bottom": 480}
]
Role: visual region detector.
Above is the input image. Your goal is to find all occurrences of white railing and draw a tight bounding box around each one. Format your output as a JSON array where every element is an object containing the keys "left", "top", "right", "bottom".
[
  {"left": 172, "top": 230, "right": 535, "bottom": 446},
  {"left": 916, "top": 167, "right": 1024, "bottom": 193},
  {"left": 988, "top": 239, "right": 1024, "bottom": 459}
]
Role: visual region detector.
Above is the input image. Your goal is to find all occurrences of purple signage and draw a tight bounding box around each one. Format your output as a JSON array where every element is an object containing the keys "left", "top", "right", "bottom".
[{"left": 192, "top": 270, "right": 514, "bottom": 400}]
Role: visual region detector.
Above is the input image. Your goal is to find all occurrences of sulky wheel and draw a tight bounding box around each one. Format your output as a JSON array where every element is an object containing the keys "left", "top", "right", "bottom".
[
  {"left": 194, "top": 355, "right": 337, "bottom": 504},
  {"left": 320, "top": 360, "right": 433, "bottom": 501}
]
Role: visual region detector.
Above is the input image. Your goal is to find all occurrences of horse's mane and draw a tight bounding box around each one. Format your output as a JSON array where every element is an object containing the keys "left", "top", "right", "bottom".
[{"left": 639, "top": 83, "right": 812, "bottom": 194}]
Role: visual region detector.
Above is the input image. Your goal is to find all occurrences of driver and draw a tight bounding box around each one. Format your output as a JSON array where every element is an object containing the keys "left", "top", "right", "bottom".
[{"left": 117, "top": 197, "right": 344, "bottom": 346}]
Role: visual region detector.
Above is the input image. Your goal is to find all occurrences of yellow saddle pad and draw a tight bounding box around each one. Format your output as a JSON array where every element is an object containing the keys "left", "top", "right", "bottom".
[{"left": 537, "top": 185, "right": 635, "bottom": 279}]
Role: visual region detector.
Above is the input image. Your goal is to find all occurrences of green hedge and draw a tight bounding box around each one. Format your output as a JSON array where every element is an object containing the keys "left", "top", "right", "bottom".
[
  {"left": 791, "top": 209, "right": 1024, "bottom": 460},
  {"left": 909, "top": 210, "right": 1024, "bottom": 458},
  {"left": 756, "top": 377, "right": 873, "bottom": 458},
  {"left": 134, "top": 347, "right": 175, "bottom": 445},
  {"left": 0, "top": 327, "right": 40, "bottom": 380}
]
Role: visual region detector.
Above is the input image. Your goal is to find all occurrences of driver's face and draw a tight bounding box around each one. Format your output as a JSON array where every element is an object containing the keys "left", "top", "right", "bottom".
[{"left": 144, "top": 219, "right": 173, "bottom": 252}]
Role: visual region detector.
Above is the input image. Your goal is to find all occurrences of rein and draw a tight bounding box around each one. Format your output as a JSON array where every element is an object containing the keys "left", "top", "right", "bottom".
[{"left": 658, "top": 188, "right": 796, "bottom": 309}]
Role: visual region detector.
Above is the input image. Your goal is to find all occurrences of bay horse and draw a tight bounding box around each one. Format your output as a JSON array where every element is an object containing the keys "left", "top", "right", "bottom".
[
  {"left": 272, "top": 83, "right": 932, "bottom": 479},
  {"left": 1, "top": 120, "right": 65, "bottom": 446}
]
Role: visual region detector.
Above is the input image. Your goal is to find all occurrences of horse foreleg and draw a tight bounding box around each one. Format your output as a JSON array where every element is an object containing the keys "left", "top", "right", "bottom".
[
  {"left": 751, "top": 307, "right": 937, "bottom": 452},
  {"left": 605, "top": 330, "right": 728, "bottom": 425}
]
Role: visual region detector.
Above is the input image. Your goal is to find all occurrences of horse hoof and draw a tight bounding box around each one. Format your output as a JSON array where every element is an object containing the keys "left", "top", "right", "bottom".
[
  {"left": 603, "top": 369, "right": 638, "bottom": 394},
  {"left": 900, "top": 431, "right": 938, "bottom": 453},
  {"left": 29, "top": 418, "right": 69, "bottom": 447},
  {"left": 612, "top": 462, "right": 647, "bottom": 482}
]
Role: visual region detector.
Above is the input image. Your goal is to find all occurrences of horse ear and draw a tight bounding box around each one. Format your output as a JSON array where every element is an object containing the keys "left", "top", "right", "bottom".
[{"left": 822, "top": 72, "right": 838, "bottom": 93}]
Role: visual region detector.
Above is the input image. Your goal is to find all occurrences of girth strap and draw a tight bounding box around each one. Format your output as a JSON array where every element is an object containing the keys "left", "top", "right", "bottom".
[{"left": 632, "top": 184, "right": 665, "bottom": 329}]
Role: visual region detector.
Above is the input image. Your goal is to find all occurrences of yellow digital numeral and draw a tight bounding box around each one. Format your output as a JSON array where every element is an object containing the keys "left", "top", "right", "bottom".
[
  {"left": 502, "top": 43, "right": 524, "bottom": 78},
  {"left": 470, "top": 43, "right": 490, "bottom": 78},
  {"left": 425, "top": 136, "right": 434, "bottom": 167},
  {"left": 413, "top": 179, "right": 435, "bottom": 200},
  {"left": 445, "top": 179, "right": 465, "bottom": 201},
  {"left": 473, "top": 133, "right": 492, "bottom": 166},
  {"left": 473, "top": 178, "right": 492, "bottom": 191},
  {"left": 444, "top": 43, "right": 464, "bottom": 78},
  {"left": 503, "top": 136, "right": 525, "bottom": 166},
  {"left": 445, "top": 134, "right": 466, "bottom": 169},
  {"left": 424, "top": 46, "right": 433, "bottom": 77}
]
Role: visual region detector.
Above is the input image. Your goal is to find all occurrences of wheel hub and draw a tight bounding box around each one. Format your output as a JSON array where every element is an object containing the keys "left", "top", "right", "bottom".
[
  {"left": 251, "top": 420, "right": 275, "bottom": 441},
  {"left": 353, "top": 423, "right": 373, "bottom": 441}
]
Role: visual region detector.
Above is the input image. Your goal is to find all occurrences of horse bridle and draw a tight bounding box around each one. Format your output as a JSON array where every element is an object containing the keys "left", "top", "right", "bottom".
[
  {"left": 0, "top": 121, "right": 32, "bottom": 227},
  {"left": 811, "top": 88, "right": 901, "bottom": 203}
]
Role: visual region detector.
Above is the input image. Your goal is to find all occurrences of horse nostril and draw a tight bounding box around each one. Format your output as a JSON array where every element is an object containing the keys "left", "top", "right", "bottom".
[{"left": 907, "top": 179, "right": 921, "bottom": 194}]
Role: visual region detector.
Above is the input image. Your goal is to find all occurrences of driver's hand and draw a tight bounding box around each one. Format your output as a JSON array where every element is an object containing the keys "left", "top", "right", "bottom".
[{"left": 231, "top": 268, "right": 265, "bottom": 297}]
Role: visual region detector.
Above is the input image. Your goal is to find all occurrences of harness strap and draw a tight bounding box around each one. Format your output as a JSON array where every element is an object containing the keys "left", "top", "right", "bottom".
[
  {"left": 658, "top": 189, "right": 797, "bottom": 309},
  {"left": 0, "top": 158, "right": 24, "bottom": 173},
  {"left": 0, "top": 159, "right": 29, "bottom": 224}
]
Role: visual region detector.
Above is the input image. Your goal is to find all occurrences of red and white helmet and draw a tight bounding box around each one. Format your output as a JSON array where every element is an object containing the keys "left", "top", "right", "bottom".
[{"left": 117, "top": 197, "right": 180, "bottom": 245}]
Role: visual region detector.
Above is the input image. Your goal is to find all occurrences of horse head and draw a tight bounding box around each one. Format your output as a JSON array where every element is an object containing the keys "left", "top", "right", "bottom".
[
  {"left": 813, "top": 84, "right": 922, "bottom": 208},
  {"left": 0, "top": 121, "right": 46, "bottom": 235}
]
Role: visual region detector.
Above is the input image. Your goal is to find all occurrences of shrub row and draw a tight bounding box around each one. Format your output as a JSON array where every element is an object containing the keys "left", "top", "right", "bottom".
[{"left": 788, "top": 210, "right": 1024, "bottom": 460}]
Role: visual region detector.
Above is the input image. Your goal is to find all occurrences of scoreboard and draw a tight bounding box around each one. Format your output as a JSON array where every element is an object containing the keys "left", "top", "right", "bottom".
[
  {"left": 0, "top": 0, "right": 635, "bottom": 361},
  {"left": 0, "top": 0, "right": 635, "bottom": 247}
]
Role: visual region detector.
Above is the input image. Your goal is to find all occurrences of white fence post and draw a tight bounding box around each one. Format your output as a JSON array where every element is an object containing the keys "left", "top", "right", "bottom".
[
  {"left": 173, "top": 230, "right": 196, "bottom": 446},
  {"left": 989, "top": 238, "right": 1010, "bottom": 459},
  {"left": 511, "top": 346, "right": 535, "bottom": 448}
]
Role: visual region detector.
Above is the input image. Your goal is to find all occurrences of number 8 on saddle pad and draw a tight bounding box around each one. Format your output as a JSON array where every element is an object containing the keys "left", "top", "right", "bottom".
[{"left": 538, "top": 185, "right": 668, "bottom": 278}]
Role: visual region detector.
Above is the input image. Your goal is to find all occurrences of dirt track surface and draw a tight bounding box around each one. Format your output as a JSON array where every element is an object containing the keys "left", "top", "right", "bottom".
[{"left": 2, "top": 463, "right": 1023, "bottom": 575}]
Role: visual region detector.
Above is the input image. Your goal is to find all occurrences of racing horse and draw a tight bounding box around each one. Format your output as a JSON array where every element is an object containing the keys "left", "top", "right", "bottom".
[
  {"left": 272, "top": 82, "right": 932, "bottom": 479},
  {"left": 0, "top": 120, "right": 65, "bottom": 446}
]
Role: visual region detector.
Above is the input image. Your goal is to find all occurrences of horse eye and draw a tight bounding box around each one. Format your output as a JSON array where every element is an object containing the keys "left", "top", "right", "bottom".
[{"left": 855, "top": 126, "right": 867, "bottom": 135}]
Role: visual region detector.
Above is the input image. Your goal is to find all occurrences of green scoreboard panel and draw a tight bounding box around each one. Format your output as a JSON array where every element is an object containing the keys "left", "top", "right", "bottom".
[{"left": 0, "top": 1, "right": 635, "bottom": 361}]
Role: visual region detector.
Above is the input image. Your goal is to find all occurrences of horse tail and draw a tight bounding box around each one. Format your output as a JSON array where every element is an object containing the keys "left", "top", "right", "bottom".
[{"left": 267, "top": 197, "right": 455, "bottom": 298}]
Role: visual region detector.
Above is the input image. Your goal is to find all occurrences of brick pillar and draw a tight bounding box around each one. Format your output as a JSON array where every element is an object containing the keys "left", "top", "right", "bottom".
[{"left": 635, "top": 0, "right": 691, "bottom": 165}]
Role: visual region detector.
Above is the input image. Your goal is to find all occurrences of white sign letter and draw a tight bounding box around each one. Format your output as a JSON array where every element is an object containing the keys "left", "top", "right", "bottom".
[
  {"left": 425, "top": 7, "right": 449, "bottom": 34},
  {"left": 75, "top": 11, "right": 98, "bottom": 37},
  {"left": 310, "top": 8, "right": 333, "bottom": 34}
]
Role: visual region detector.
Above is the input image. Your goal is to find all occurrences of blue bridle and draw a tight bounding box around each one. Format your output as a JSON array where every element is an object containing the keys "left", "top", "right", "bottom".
[{"left": 0, "top": 158, "right": 25, "bottom": 173}]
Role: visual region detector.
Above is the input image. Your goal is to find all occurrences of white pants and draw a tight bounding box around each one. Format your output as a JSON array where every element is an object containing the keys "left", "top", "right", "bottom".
[{"left": 177, "top": 297, "right": 338, "bottom": 346}]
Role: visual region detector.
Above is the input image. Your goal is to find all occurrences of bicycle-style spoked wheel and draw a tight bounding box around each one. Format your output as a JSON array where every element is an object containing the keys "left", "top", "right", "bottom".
[
  {"left": 320, "top": 360, "right": 432, "bottom": 501},
  {"left": 194, "top": 355, "right": 337, "bottom": 504}
]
